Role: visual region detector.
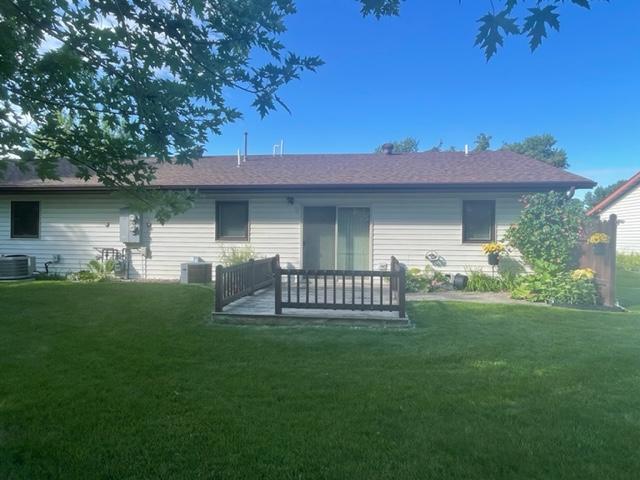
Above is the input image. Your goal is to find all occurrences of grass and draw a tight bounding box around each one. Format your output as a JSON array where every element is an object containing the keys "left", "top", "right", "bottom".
[{"left": 1, "top": 274, "right": 639, "bottom": 479}]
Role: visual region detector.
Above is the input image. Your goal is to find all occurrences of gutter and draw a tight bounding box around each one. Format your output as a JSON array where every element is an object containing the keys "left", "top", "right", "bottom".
[{"left": 0, "top": 181, "right": 596, "bottom": 195}]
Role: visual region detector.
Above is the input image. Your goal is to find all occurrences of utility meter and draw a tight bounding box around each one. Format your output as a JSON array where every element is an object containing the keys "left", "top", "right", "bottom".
[{"left": 120, "top": 209, "right": 142, "bottom": 243}]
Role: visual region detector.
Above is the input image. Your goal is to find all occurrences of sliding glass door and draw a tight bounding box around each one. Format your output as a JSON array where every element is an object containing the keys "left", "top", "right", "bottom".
[
  {"left": 337, "top": 207, "right": 370, "bottom": 270},
  {"left": 303, "top": 206, "right": 371, "bottom": 270}
]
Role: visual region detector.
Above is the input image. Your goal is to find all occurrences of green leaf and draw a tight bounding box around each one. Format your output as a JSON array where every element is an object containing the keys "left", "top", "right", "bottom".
[
  {"left": 523, "top": 6, "right": 561, "bottom": 51},
  {"left": 475, "top": 9, "right": 520, "bottom": 60}
]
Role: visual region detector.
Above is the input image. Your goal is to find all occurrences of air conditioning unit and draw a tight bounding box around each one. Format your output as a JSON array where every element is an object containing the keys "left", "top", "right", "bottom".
[
  {"left": 0, "top": 255, "right": 36, "bottom": 280},
  {"left": 180, "top": 262, "right": 212, "bottom": 284}
]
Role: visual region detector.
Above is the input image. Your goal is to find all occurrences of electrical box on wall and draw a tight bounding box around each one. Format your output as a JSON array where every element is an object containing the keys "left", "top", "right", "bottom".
[{"left": 119, "top": 208, "right": 143, "bottom": 244}]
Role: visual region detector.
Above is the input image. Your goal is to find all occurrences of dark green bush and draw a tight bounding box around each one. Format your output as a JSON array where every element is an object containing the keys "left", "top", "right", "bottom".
[{"left": 504, "top": 192, "right": 586, "bottom": 273}]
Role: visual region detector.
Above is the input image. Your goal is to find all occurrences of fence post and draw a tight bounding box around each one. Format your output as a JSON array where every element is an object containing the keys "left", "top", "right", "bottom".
[
  {"left": 249, "top": 259, "right": 256, "bottom": 295},
  {"left": 214, "top": 264, "right": 223, "bottom": 313},
  {"left": 274, "top": 266, "right": 282, "bottom": 315},
  {"left": 390, "top": 256, "right": 400, "bottom": 299},
  {"left": 606, "top": 214, "right": 617, "bottom": 307},
  {"left": 398, "top": 265, "right": 406, "bottom": 319}
]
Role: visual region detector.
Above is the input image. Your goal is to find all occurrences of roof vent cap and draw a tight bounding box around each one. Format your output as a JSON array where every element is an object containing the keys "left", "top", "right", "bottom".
[{"left": 381, "top": 143, "right": 394, "bottom": 155}]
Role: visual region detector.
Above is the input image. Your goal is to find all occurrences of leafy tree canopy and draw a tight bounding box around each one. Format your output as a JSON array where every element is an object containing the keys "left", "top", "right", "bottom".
[
  {"left": 473, "top": 133, "right": 492, "bottom": 152},
  {"left": 374, "top": 137, "right": 420, "bottom": 153},
  {"left": 0, "top": 0, "right": 322, "bottom": 220},
  {"left": 583, "top": 179, "right": 627, "bottom": 209},
  {"left": 502, "top": 134, "right": 568, "bottom": 168}
]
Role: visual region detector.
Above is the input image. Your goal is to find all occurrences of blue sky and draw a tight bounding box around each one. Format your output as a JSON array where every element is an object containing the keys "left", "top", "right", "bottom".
[{"left": 208, "top": 0, "right": 640, "bottom": 189}]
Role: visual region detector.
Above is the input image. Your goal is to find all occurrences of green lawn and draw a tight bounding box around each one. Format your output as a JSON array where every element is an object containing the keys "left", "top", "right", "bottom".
[{"left": 1, "top": 274, "right": 639, "bottom": 479}]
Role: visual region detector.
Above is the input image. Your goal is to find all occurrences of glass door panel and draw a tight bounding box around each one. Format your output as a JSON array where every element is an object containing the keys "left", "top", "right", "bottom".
[{"left": 337, "top": 207, "right": 370, "bottom": 270}]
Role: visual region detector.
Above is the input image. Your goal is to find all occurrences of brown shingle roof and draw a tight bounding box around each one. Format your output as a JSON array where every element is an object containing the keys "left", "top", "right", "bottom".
[{"left": 0, "top": 150, "right": 595, "bottom": 191}]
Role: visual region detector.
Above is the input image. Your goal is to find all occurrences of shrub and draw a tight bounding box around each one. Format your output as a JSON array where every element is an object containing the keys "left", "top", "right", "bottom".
[
  {"left": 464, "top": 269, "right": 522, "bottom": 293},
  {"left": 465, "top": 270, "right": 505, "bottom": 292},
  {"left": 504, "top": 192, "right": 586, "bottom": 273},
  {"left": 618, "top": 252, "right": 640, "bottom": 271},
  {"left": 33, "top": 272, "right": 67, "bottom": 281},
  {"left": 405, "top": 268, "right": 429, "bottom": 293},
  {"left": 88, "top": 259, "right": 117, "bottom": 281},
  {"left": 70, "top": 259, "right": 116, "bottom": 282},
  {"left": 69, "top": 270, "right": 99, "bottom": 282},
  {"left": 220, "top": 246, "right": 255, "bottom": 266},
  {"left": 404, "top": 266, "right": 450, "bottom": 293},
  {"left": 510, "top": 270, "right": 597, "bottom": 305}
]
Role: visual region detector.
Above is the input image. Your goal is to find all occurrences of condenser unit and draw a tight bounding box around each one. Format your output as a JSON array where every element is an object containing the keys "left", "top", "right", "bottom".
[
  {"left": 180, "top": 262, "right": 212, "bottom": 284},
  {"left": 0, "top": 255, "right": 36, "bottom": 280}
]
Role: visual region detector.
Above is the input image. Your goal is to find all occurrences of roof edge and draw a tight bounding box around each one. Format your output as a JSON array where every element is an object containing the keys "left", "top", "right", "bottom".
[
  {"left": 587, "top": 171, "right": 640, "bottom": 216},
  {"left": 0, "top": 180, "right": 596, "bottom": 194}
]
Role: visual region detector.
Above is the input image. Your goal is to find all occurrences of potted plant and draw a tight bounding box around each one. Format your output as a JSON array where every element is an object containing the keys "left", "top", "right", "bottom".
[
  {"left": 481, "top": 242, "right": 505, "bottom": 266},
  {"left": 587, "top": 232, "right": 609, "bottom": 255}
]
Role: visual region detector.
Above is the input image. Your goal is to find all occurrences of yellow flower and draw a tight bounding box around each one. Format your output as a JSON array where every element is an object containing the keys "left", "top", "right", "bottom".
[
  {"left": 481, "top": 242, "right": 506, "bottom": 255},
  {"left": 587, "top": 232, "right": 609, "bottom": 245},
  {"left": 571, "top": 268, "right": 595, "bottom": 281}
]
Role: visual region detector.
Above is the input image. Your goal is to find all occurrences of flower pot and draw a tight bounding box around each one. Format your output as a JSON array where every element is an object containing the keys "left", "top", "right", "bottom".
[
  {"left": 487, "top": 253, "right": 500, "bottom": 266},
  {"left": 593, "top": 243, "right": 606, "bottom": 256}
]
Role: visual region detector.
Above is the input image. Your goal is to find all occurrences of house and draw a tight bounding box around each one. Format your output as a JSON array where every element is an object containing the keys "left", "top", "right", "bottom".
[
  {"left": 0, "top": 149, "right": 594, "bottom": 280},
  {"left": 587, "top": 171, "right": 640, "bottom": 253}
]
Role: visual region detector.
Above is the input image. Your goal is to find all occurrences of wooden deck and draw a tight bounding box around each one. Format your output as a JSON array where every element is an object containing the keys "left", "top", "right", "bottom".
[{"left": 213, "top": 283, "right": 410, "bottom": 327}]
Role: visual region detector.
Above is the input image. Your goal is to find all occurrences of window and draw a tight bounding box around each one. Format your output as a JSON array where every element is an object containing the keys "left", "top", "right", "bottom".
[
  {"left": 462, "top": 200, "right": 495, "bottom": 243},
  {"left": 11, "top": 201, "right": 40, "bottom": 239},
  {"left": 215, "top": 201, "right": 249, "bottom": 241}
]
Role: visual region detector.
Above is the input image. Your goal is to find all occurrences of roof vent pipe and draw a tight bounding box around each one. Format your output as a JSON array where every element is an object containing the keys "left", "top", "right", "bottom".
[
  {"left": 381, "top": 143, "right": 394, "bottom": 155},
  {"left": 243, "top": 132, "right": 248, "bottom": 162},
  {"left": 464, "top": 144, "right": 469, "bottom": 156},
  {"left": 273, "top": 140, "right": 284, "bottom": 157},
  {"left": 237, "top": 149, "right": 241, "bottom": 168}
]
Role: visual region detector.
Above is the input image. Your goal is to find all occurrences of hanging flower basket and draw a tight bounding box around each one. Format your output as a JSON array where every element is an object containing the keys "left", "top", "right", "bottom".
[
  {"left": 481, "top": 242, "right": 505, "bottom": 266},
  {"left": 587, "top": 232, "right": 609, "bottom": 256},
  {"left": 487, "top": 252, "right": 500, "bottom": 266}
]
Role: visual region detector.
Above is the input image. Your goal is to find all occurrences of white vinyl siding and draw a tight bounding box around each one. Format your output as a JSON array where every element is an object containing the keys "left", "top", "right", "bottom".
[
  {"left": 599, "top": 183, "right": 640, "bottom": 253},
  {"left": 1, "top": 191, "right": 525, "bottom": 279}
]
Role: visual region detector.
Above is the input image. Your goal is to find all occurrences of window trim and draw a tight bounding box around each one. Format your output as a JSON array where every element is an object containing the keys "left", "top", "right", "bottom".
[
  {"left": 462, "top": 200, "right": 496, "bottom": 244},
  {"left": 215, "top": 200, "right": 249, "bottom": 242},
  {"left": 10, "top": 201, "right": 40, "bottom": 239}
]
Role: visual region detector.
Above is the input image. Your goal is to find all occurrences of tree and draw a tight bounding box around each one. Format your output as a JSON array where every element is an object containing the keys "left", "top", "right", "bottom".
[
  {"left": 473, "top": 133, "right": 492, "bottom": 152},
  {"left": 583, "top": 179, "right": 627, "bottom": 209},
  {"left": 0, "top": 0, "right": 322, "bottom": 220},
  {"left": 375, "top": 137, "right": 420, "bottom": 153},
  {"left": 363, "top": 0, "right": 602, "bottom": 60},
  {"left": 503, "top": 134, "right": 568, "bottom": 168}
]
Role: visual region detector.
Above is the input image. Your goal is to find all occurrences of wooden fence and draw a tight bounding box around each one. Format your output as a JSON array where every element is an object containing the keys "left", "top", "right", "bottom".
[
  {"left": 214, "top": 255, "right": 279, "bottom": 312},
  {"left": 579, "top": 214, "right": 617, "bottom": 307},
  {"left": 275, "top": 256, "right": 406, "bottom": 318}
]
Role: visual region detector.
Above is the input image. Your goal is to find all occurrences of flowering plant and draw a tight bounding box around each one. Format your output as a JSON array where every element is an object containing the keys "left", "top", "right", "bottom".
[
  {"left": 571, "top": 268, "right": 595, "bottom": 281},
  {"left": 587, "top": 232, "right": 609, "bottom": 245},
  {"left": 481, "top": 242, "right": 506, "bottom": 255}
]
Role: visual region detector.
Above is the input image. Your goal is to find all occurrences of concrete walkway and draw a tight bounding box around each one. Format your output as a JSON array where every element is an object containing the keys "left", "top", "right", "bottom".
[{"left": 407, "top": 290, "right": 548, "bottom": 306}]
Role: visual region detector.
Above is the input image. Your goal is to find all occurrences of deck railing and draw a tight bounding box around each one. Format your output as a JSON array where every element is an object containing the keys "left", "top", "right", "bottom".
[
  {"left": 215, "top": 255, "right": 279, "bottom": 312},
  {"left": 275, "top": 257, "right": 406, "bottom": 318}
]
